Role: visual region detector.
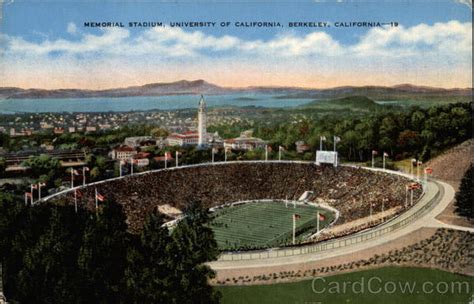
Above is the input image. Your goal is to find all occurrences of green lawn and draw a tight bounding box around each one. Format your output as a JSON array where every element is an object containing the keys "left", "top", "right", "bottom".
[
  {"left": 217, "top": 267, "right": 474, "bottom": 304},
  {"left": 209, "top": 201, "right": 334, "bottom": 250}
]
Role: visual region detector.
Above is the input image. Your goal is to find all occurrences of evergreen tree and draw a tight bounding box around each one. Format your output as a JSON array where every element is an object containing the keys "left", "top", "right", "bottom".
[
  {"left": 16, "top": 206, "right": 86, "bottom": 304},
  {"left": 166, "top": 202, "right": 220, "bottom": 304},
  {"left": 455, "top": 164, "right": 474, "bottom": 219},
  {"left": 125, "top": 212, "right": 172, "bottom": 303},
  {"left": 78, "top": 200, "right": 129, "bottom": 303}
]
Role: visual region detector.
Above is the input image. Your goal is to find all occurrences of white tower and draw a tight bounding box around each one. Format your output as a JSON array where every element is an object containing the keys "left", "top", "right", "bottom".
[{"left": 197, "top": 95, "right": 207, "bottom": 147}]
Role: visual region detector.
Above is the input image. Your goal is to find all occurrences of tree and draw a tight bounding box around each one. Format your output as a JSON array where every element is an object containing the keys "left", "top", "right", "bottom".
[
  {"left": 22, "top": 154, "right": 60, "bottom": 179},
  {"left": 15, "top": 206, "right": 86, "bottom": 303},
  {"left": 150, "top": 127, "right": 169, "bottom": 138},
  {"left": 0, "top": 158, "right": 5, "bottom": 177},
  {"left": 454, "top": 165, "right": 473, "bottom": 219},
  {"left": 78, "top": 200, "right": 129, "bottom": 303},
  {"left": 166, "top": 202, "right": 220, "bottom": 304},
  {"left": 125, "top": 212, "right": 172, "bottom": 303}
]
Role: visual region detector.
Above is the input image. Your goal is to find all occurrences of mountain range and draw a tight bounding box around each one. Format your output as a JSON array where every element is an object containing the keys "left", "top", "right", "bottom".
[{"left": 0, "top": 80, "right": 471, "bottom": 100}]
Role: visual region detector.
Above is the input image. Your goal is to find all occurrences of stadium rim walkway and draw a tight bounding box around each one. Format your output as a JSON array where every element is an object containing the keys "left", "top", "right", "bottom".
[{"left": 209, "top": 179, "right": 468, "bottom": 270}]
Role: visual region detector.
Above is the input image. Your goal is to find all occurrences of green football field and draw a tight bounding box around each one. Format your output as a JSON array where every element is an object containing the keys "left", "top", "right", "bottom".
[
  {"left": 209, "top": 201, "right": 334, "bottom": 250},
  {"left": 217, "top": 267, "right": 474, "bottom": 304}
]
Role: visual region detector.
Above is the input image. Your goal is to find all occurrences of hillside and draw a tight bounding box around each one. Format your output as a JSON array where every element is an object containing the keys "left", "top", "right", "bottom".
[
  {"left": 425, "top": 139, "right": 473, "bottom": 182},
  {"left": 302, "top": 95, "right": 382, "bottom": 110},
  {"left": 0, "top": 80, "right": 471, "bottom": 100}
]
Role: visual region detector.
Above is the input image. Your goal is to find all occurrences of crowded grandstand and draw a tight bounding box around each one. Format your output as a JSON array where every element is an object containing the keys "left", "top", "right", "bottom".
[{"left": 50, "top": 162, "right": 422, "bottom": 248}]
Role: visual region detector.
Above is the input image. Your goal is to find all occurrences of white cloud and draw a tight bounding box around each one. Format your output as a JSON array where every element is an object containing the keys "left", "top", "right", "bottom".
[
  {"left": 67, "top": 22, "right": 77, "bottom": 35},
  {"left": 1, "top": 20, "right": 471, "bottom": 62},
  {"left": 351, "top": 21, "right": 472, "bottom": 58},
  {"left": 455, "top": 0, "right": 472, "bottom": 10}
]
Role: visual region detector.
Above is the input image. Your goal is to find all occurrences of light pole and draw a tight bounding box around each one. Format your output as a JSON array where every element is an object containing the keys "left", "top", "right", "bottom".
[
  {"left": 82, "top": 166, "right": 89, "bottom": 186},
  {"left": 383, "top": 152, "right": 389, "bottom": 170},
  {"left": 371, "top": 150, "right": 378, "bottom": 168}
]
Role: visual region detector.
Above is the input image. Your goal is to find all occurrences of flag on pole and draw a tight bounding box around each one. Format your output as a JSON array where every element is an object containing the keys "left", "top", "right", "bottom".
[
  {"left": 334, "top": 136, "right": 341, "bottom": 143},
  {"left": 425, "top": 167, "right": 433, "bottom": 174},
  {"left": 96, "top": 192, "right": 105, "bottom": 202},
  {"left": 383, "top": 152, "right": 389, "bottom": 157},
  {"left": 31, "top": 184, "right": 38, "bottom": 189},
  {"left": 72, "top": 169, "right": 80, "bottom": 175},
  {"left": 294, "top": 214, "right": 301, "bottom": 220},
  {"left": 320, "top": 136, "right": 326, "bottom": 141},
  {"left": 372, "top": 150, "right": 378, "bottom": 155},
  {"left": 39, "top": 182, "right": 46, "bottom": 187},
  {"left": 83, "top": 166, "right": 90, "bottom": 171},
  {"left": 417, "top": 160, "right": 423, "bottom": 166},
  {"left": 319, "top": 213, "right": 326, "bottom": 221}
]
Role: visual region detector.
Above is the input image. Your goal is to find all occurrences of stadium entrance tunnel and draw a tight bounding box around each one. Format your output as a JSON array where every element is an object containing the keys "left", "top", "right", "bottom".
[{"left": 45, "top": 161, "right": 423, "bottom": 244}]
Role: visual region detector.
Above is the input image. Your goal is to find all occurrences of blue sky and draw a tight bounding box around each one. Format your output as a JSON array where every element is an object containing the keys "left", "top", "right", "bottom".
[{"left": 0, "top": 0, "right": 472, "bottom": 89}]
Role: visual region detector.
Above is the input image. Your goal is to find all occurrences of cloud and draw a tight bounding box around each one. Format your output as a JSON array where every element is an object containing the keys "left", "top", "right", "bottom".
[
  {"left": 455, "top": 0, "right": 472, "bottom": 9},
  {"left": 2, "top": 20, "right": 470, "bottom": 61},
  {"left": 0, "top": 20, "right": 471, "bottom": 89},
  {"left": 5, "top": 27, "right": 129, "bottom": 55},
  {"left": 352, "top": 20, "right": 472, "bottom": 58},
  {"left": 67, "top": 22, "right": 77, "bottom": 35}
]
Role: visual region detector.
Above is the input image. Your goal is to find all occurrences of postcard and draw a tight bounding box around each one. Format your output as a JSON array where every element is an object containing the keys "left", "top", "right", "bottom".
[{"left": 0, "top": 1, "right": 472, "bottom": 303}]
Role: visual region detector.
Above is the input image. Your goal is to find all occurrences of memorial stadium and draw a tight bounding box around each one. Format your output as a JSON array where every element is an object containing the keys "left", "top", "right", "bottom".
[{"left": 44, "top": 161, "right": 422, "bottom": 252}]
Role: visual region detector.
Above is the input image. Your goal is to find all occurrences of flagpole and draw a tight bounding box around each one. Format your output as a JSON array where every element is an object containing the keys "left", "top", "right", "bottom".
[
  {"left": 317, "top": 211, "right": 320, "bottom": 233},
  {"left": 95, "top": 188, "right": 98, "bottom": 213},
  {"left": 119, "top": 161, "right": 123, "bottom": 177},
  {"left": 372, "top": 153, "right": 375, "bottom": 168},
  {"left": 292, "top": 214, "right": 296, "bottom": 245},
  {"left": 279, "top": 146, "right": 282, "bottom": 161},
  {"left": 370, "top": 203, "right": 373, "bottom": 222},
  {"left": 130, "top": 158, "right": 134, "bottom": 175},
  {"left": 225, "top": 149, "right": 227, "bottom": 162},
  {"left": 405, "top": 186, "right": 408, "bottom": 208},
  {"left": 70, "top": 169, "right": 74, "bottom": 188},
  {"left": 333, "top": 137, "right": 336, "bottom": 152},
  {"left": 382, "top": 199, "right": 385, "bottom": 222},
  {"left": 176, "top": 151, "right": 179, "bottom": 167},
  {"left": 265, "top": 145, "right": 268, "bottom": 161},
  {"left": 165, "top": 152, "right": 168, "bottom": 168},
  {"left": 383, "top": 153, "right": 386, "bottom": 171},
  {"left": 82, "top": 167, "right": 86, "bottom": 186},
  {"left": 212, "top": 148, "right": 215, "bottom": 163},
  {"left": 38, "top": 183, "right": 42, "bottom": 201},
  {"left": 74, "top": 189, "right": 78, "bottom": 214},
  {"left": 24, "top": 193, "right": 27, "bottom": 206},
  {"left": 410, "top": 188, "right": 414, "bottom": 206},
  {"left": 320, "top": 137, "right": 322, "bottom": 151},
  {"left": 30, "top": 184, "right": 34, "bottom": 204}
]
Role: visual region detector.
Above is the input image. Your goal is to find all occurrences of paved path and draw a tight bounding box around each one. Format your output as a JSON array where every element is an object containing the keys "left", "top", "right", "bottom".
[{"left": 209, "top": 179, "right": 461, "bottom": 270}]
